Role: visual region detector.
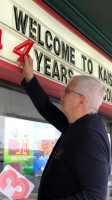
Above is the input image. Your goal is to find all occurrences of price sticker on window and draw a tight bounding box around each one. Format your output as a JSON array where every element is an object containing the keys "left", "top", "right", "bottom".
[{"left": 0, "top": 165, "right": 35, "bottom": 200}]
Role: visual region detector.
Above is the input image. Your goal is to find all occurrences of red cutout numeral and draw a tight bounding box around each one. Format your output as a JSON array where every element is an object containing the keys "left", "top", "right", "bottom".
[
  {"left": 13, "top": 39, "right": 34, "bottom": 62},
  {"left": 0, "top": 169, "right": 29, "bottom": 199},
  {"left": 0, "top": 29, "right": 3, "bottom": 50}
]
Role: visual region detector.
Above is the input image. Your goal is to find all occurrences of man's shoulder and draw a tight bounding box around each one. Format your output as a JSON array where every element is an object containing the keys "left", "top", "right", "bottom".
[{"left": 70, "top": 113, "right": 106, "bottom": 140}]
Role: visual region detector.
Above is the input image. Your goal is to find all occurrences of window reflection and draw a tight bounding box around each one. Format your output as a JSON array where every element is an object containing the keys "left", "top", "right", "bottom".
[{"left": 0, "top": 115, "right": 61, "bottom": 199}]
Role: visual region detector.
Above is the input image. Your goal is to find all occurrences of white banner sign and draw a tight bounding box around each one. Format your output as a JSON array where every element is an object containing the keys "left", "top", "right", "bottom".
[{"left": 0, "top": 0, "right": 112, "bottom": 105}]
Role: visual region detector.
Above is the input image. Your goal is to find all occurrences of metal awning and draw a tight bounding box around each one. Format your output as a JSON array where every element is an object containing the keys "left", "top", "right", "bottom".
[{"left": 42, "top": 0, "right": 112, "bottom": 59}]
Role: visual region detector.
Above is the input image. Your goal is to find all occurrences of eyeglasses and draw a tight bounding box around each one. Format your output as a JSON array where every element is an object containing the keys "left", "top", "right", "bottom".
[{"left": 65, "top": 88, "right": 83, "bottom": 96}]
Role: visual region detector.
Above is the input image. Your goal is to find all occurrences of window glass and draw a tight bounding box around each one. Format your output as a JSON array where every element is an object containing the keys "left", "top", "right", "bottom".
[{"left": 0, "top": 115, "right": 61, "bottom": 199}]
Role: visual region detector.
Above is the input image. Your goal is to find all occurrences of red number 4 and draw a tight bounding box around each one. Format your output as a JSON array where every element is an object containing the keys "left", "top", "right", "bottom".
[
  {"left": 0, "top": 29, "right": 3, "bottom": 50},
  {"left": 0, "top": 29, "right": 34, "bottom": 63},
  {"left": 13, "top": 39, "right": 34, "bottom": 63}
]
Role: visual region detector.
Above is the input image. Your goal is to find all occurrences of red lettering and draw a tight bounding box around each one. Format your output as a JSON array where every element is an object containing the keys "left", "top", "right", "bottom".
[
  {"left": 13, "top": 39, "right": 34, "bottom": 62},
  {"left": 0, "top": 29, "right": 3, "bottom": 50}
]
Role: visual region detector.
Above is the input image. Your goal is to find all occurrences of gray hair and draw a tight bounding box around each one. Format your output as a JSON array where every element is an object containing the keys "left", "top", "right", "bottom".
[{"left": 69, "top": 75, "right": 104, "bottom": 113}]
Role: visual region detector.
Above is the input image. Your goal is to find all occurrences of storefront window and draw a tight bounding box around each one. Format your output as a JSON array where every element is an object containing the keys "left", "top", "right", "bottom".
[
  {"left": 100, "top": 117, "right": 112, "bottom": 200},
  {"left": 107, "top": 123, "right": 112, "bottom": 200},
  {"left": 0, "top": 115, "right": 61, "bottom": 199}
]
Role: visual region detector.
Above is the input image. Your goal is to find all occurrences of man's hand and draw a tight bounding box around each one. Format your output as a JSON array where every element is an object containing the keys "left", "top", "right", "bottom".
[{"left": 20, "top": 55, "right": 34, "bottom": 82}]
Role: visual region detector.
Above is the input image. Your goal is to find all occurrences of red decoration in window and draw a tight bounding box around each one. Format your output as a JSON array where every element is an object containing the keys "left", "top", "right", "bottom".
[
  {"left": 8, "top": 139, "right": 29, "bottom": 155},
  {"left": 13, "top": 39, "right": 34, "bottom": 62},
  {"left": 37, "top": 140, "right": 54, "bottom": 155}
]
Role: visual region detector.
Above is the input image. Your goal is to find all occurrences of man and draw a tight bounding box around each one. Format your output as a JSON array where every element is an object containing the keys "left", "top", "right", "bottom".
[{"left": 21, "top": 55, "right": 111, "bottom": 200}]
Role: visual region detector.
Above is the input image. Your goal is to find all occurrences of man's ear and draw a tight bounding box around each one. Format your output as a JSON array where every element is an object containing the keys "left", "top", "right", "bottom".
[
  {"left": 80, "top": 99, "right": 83, "bottom": 104},
  {"left": 80, "top": 96, "right": 87, "bottom": 105}
]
